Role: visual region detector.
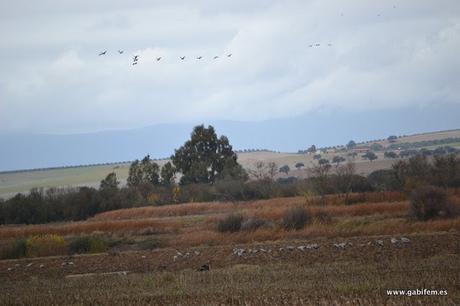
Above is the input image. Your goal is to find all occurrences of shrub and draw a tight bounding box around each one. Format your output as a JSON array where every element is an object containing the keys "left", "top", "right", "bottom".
[
  {"left": 283, "top": 207, "right": 310, "bottom": 230},
  {"left": 68, "top": 236, "right": 91, "bottom": 254},
  {"left": 368, "top": 169, "right": 401, "bottom": 191},
  {"left": 85, "top": 236, "right": 109, "bottom": 253},
  {"left": 176, "top": 183, "right": 214, "bottom": 203},
  {"left": 68, "top": 236, "right": 109, "bottom": 254},
  {"left": 409, "top": 186, "right": 453, "bottom": 221},
  {"left": 217, "top": 214, "right": 243, "bottom": 233},
  {"left": 0, "top": 239, "right": 27, "bottom": 259},
  {"left": 26, "top": 234, "right": 67, "bottom": 257},
  {"left": 214, "top": 179, "right": 247, "bottom": 202},
  {"left": 241, "top": 218, "right": 269, "bottom": 231}
]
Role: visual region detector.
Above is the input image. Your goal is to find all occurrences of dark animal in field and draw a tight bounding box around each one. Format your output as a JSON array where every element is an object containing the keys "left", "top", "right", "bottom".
[
  {"left": 198, "top": 264, "right": 210, "bottom": 272},
  {"left": 99, "top": 51, "right": 107, "bottom": 56}
]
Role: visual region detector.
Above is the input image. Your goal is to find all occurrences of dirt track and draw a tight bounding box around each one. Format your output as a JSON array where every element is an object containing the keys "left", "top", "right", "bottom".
[{"left": 1, "top": 231, "right": 459, "bottom": 281}]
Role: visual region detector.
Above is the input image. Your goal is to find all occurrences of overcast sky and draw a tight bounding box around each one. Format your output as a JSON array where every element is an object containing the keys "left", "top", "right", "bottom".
[{"left": 1, "top": 0, "right": 459, "bottom": 134}]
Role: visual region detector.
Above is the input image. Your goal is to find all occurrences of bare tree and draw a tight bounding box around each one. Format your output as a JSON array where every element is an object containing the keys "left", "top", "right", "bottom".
[
  {"left": 335, "top": 161, "right": 356, "bottom": 203},
  {"left": 311, "top": 160, "right": 332, "bottom": 205},
  {"left": 248, "top": 161, "right": 278, "bottom": 181},
  {"left": 267, "top": 162, "right": 278, "bottom": 180},
  {"left": 248, "top": 161, "right": 267, "bottom": 180}
]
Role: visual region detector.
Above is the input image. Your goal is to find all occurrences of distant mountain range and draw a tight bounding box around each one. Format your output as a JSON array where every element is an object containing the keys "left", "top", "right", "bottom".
[{"left": 1, "top": 103, "right": 459, "bottom": 171}]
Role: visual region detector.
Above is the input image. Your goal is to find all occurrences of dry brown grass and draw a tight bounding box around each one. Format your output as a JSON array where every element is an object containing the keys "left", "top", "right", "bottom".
[
  {"left": 2, "top": 252, "right": 459, "bottom": 305},
  {"left": 245, "top": 200, "right": 408, "bottom": 221},
  {"left": 0, "top": 219, "right": 183, "bottom": 239},
  {"left": 304, "top": 191, "right": 407, "bottom": 206},
  {"left": 92, "top": 191, "right": 407, "bottom": 222},
  {"left": 171, "top": 227, "right": 283, "bottom": 248},
  {"left": 168, "top": 216, "right": 460, "bottom": 248},
  {"left": 312, "top": 201, "right": 408, "bottom": 217},
  {"left": 1, "top": 192, "right": 459, "bottom": 250},
  {"left": 93, "top": 202, "right": 235, "bottom": 221}
]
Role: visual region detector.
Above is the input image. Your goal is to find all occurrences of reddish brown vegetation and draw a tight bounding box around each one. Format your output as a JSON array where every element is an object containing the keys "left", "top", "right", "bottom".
[
  {"left": 93, "top": 191, "right": 407, "bottom": 222},
  {"left": 1, "top": 190, "right": 459, "bottom": 249},
  {"left": 0, "top": 219, "right": 183, "bottom": 239},
  {"left": 93, "top": 201, "right": 234, "bottom": 221}
]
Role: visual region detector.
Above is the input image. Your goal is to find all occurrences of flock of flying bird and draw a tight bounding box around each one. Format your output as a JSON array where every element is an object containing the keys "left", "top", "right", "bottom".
[
  {"left": 97, "top": 44, "right": 334, "bottom": 66},
  {"left": 97, "top": 4, "right": 401, "bottom": 66},
  {"left": 98, "top": 50, "right": 233, "bottom": 66}
]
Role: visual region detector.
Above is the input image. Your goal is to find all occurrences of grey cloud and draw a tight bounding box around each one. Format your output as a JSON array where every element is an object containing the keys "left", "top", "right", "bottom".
[{"left": 0, "top": 0, "right": 459, "bottom": 133}]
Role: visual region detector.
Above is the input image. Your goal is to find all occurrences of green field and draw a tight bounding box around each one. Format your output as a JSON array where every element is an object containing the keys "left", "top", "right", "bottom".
[{"left": 0, "top": 164, "right": 131, "bottom": 199}]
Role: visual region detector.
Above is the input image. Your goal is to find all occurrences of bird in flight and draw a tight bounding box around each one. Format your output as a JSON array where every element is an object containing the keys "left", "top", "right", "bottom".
[
  {"left": 156, "top": 57, "right": 162, "bottom": 61},
  {"left": 315, "top": 43, "right": 321, "bottom": 47},
  {"left": 99, "top": 51, "right": 107, "bottom": 56},
  {"left": 180, "top": 56, "right": 186, "bottom": 60},
  {"left": 132, "top": 62, "right": 138, "bottom": 66},
  {"left": 213, "top": 56, "right": 219, "bottom": 59},
  {"left": 196, "top": 56, "right": 202, "bottom": 60},
  {"left": 328, "top": 43, "right": 332, "bottom": 47},
  {"left": 309, "top": 44, "right": 313, "bottom": 47},
  {"left": 133, "top": 55, "right": 139, "bottom": 62},
  {"left": 227, "top": 54, "right": 232, "bottom": 57},
  {"left": 118, "top": 50, "right": 124, "bottom": 54}
]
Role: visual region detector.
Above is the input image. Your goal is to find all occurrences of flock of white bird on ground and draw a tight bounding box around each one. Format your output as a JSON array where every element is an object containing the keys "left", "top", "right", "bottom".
[{"left": 97, "top": 4, "right": 399, "bottom": 66}]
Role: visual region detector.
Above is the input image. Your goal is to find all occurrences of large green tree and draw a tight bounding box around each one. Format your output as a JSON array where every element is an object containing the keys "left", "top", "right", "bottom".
[
  {"left": 171, "top": 125, "right": 245, "bottom": 184},
  {"left": 100, "top": 172, "right": 119, "bottom": 191},
  {"left": 160, "top": 162, "right": 176, "bottom": 186},
  {"left": 127, "top": 155, "right": 160, "bottom": 187}
]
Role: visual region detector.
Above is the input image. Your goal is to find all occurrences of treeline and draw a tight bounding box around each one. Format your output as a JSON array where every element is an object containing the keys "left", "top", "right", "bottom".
[
  {"left": 388, "top": 137, "right": 460, "bottom": 150},
  {"left": 1, "top": 124, "right": 459, "bottom": 225},
  {"left": 1, "top": 154, "right": 459, "bottom": 225},
  {"left": 0, "top": 171, "right": 371, "bottom": 225},
  {"left": 0, "top": 161, "right": 131, "bottom": 175},
  {"left": 398, "top": 146, "right": 459, "bottom": 158},
  {"left": 235, "top": 149, "right": 280, "bottom": 153},
  {"left": 369, "top": 154, "right": 460, "bottom": 191}
]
